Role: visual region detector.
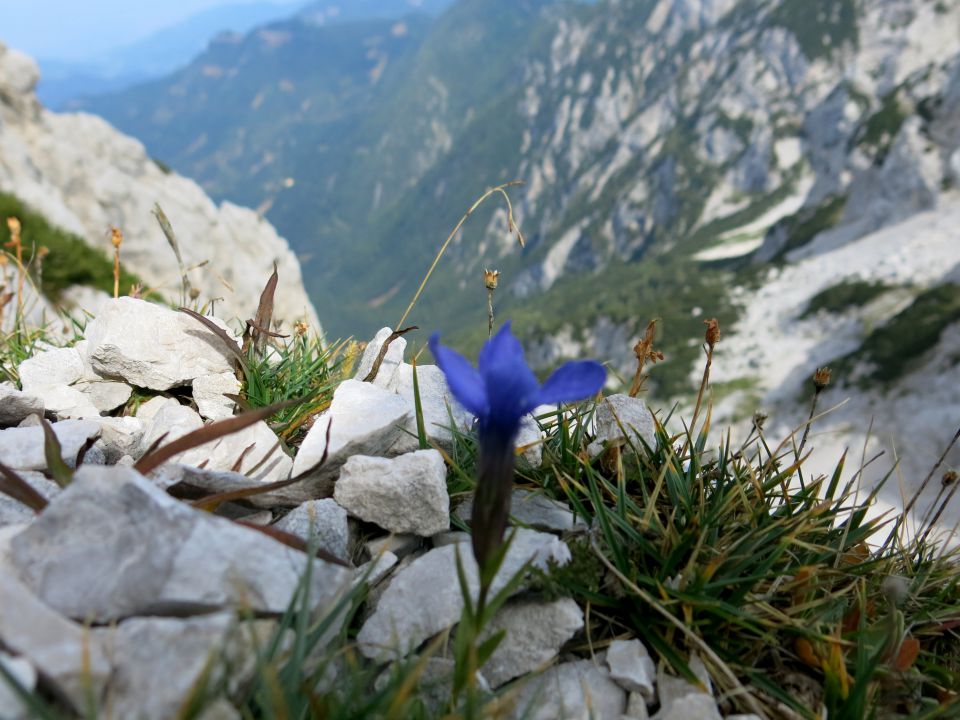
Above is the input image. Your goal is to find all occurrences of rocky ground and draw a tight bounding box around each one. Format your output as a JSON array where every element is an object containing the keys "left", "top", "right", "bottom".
[{"left": 0, "top": 297, "right": 766, "bottom": 720}]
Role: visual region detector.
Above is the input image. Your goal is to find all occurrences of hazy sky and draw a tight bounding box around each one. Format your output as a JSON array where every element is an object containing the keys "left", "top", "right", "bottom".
[{"left": 0, "top": 0, "right": 300, "bottom": 60}]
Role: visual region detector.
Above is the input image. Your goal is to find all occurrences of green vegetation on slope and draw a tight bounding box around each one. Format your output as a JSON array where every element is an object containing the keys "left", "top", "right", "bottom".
[
  {"left": 834, "top": 282, "right": 960, "bottom": 385},
  {"left": 801, "top": 279, "right": 892, "bottom": 318},
  {"left": 769, "top": 0, "right": 858, "bottom": 60},
  {"left": 0, "top": 191, "right": 142, "bottom": 300}
]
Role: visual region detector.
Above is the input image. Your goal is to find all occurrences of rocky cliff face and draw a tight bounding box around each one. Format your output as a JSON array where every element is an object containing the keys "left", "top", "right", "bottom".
[{"left": 0, "top": 43, "right": 320, "bottom": 332}]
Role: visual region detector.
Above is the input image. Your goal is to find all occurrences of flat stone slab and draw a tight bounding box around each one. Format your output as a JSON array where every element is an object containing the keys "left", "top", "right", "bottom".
[
  {"left": 357, "top": 528, "right": 571, "bottom": 661},
  {"left": 0, "top": 419, "right": 100, "bottom": 471},
  {"left": 510, "top": 659, "right": 626, "bottom": 719},
  {"left": 334, "top": 450, "right": 449, "bottom": 536},
  {"left": 9, "top": 466, "right": 351, "bottom": 622}
]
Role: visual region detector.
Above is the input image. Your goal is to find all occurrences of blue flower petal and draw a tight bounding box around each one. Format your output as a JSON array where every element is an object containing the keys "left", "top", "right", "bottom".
[
  {"left": 429, "top": 333, "right": 488, "bottom": 417},
  {"left": 478, "top": 321, "right": 525, "bottom": 378},
  {"left": 536, "top": 360, "right": 606, "bottom": 405}
]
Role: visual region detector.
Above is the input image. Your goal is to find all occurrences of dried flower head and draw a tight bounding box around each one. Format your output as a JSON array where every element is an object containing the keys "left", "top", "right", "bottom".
[
  {"left": 188, "top": 287, "right": 201, "bottom": 301},
  {"left": 813, "top": 367, "right": 832, "bottom": 392},
  {"left": 752, "top": 411, "right": 768, "bottom": 431},
  {"left": 704, "top": 318, "right": 721, "bottom": 348},
  {"left": 484, "top": 269, "right": 500, "bottom": 291},
  {"left": 110, "top": 226, "right": 124, "bottom": 248},
  {"left": 294, "top": 320, "right": 309, "bottom": 337},
  {"left": 129, "top": 283, "right": 143, "bottom": 299},
  {"left": 6, "top": 217, "right": 21, "bottom": 238},
  {"left": 943, "top": 470, "right": 958, "bottom": 487},
  {"left": 37, "top": 246, "right": 49, "bottom": 260}
]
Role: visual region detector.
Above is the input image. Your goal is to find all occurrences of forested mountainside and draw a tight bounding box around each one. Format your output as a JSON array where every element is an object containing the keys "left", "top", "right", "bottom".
[{"left": 79, "top": 0, "right": 960, "bottom": 398}]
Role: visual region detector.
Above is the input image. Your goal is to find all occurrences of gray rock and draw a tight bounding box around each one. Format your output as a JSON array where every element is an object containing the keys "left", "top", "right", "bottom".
[
  {"left": 365, "top": 533, "right": 422, "bottom": 560},
  {"left": 652, "top": 694, "right": 722, "bottom": 720},
  {"left": 178, "top": 419, "right": 292, "bottom": 484},
  {"left": 24, "top": 383, "right": 102, "bottom": 419},
  {"left": 9, "top": 465, "right": 351, "bottom": 621},
  {"left": 84, "top": 298, "right": 236, "bottom": 391},
  {"left": 480, "top": 597, "right": 584, "bottom": 688},
  {"left": 625, "top": 692, "right": 650, "bottom": 719},
  {"left": 606, "top": 639, "right": 656, "bottom": 702},
  {"left": 393, "top": 363, "right": 473, "bottom": 452},
  {"left": 516, "top": 415, "right": 544, "bottom": 468},
  {"left": 0, "top": 471, "right": 60, "bottom": 527},
  {"left": 136, "top": 401, "right": 204, "bottom": 456},
  {"left": 456, "top": 488, "right": 585, "bottom": 533},
  {"left": 0, "top": 526, "right": 112, "bottom": 707},
  {"left": 193, "top": 372, "right": 241, "bottom": 420},
  {"left": 18, "top": 345, "right": 86, "bottom": 390},
  {"left": 91, "top": 416, "right": 145, "bottom": 464},
  {"left": 588, "top": 394, "right": 657, "bottom": 458},
  {"left": 0, "top": 419, "right": 100, "bottom": 471},
  {"left": 357, "top": 528, "right": 571, "bottom": 661},
  {"left": 354, "top": 550, "right": 398, "bottom": 589},
  {"left": 0, "top": 383, "right": 43, "bottom": 427},
  {"left": 274, "top": 499, "right": 350, "bottom": 560},
  {"left": 96, "top": 613, "right": 249, "bottom": 720},
  {"left": 0, "top": 652, "right": 36, "bottom": 719},
  {"left": 375, "top": 657, "right": 489, "bottom": 716},
  {"left": 290, "top": 380, "right": 413, "bottom": 499},
  {"left": 135, "top": 395, "right": 179, "bottom": 421},
  {"left": 334, "top": 450, "right": 449, "bottom": 537},
  {"left": 75, "top": 379, "right": 132, "bottom": 413},
  {"left": 511, "top": 659, "right": 626, "bottom": 720},
  {"left": 354, "top": 327, "right": 406, "bottom": 389},
  {"left": 149, "top": 463, "right": 298, "bottom": 508},
  {"left": 655, "top": 656, "right": 713, "bottom": 719},
  {"left": 431, "top": 530, "right": 471, "bottom": 547}
]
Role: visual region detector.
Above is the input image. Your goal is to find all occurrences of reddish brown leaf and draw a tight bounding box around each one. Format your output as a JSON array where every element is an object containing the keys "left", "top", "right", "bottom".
[
  {"left": 178, "top": 306, "right": 248, "bottom": 372},
  {"left": 893, "top": 636, "right": 921, "bottom": 672},
  {"left": 0, "top": 460, "right": 48, "bottom": 512},
  {"left": 135, "top": 399, "right": 298, "bottom": 475}
]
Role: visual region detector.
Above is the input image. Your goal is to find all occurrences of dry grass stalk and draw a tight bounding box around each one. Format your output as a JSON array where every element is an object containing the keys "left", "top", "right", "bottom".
[
  {"left": 686, "top": 318, "right": 720, "bottom": 453},
  {"left": 628, "top": 318, "right": 664, "bottom": 397},
  {"left": 110, "top": 226, "right": 123, "bottom": 299},
  {"left": 362, "top": 326, "right": 418, "bottom": 382},
  {"left": 484, "top": 269, "right": 499, "bottom": 338},
  {"left": 5, "top": 216, "right": 24, "bottom": 317},
  {"left": 396, "top": 181, "right": 525, "bottom": 330}
]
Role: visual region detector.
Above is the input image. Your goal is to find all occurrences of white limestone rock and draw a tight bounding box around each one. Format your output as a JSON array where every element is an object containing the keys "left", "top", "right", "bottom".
[
  {"left": 588, "top": 394, "right": 657, "bottom": 458},
  {"left": 290, "top": 380, "right": 413, "bottom": 499},
  {"left": 354, "top": 550, "right": 398, "bottom": 589},
  {"left": 354, "top": 327, "right": 406, "bottom": 389},
  {"left": 0, "top": 383, "right": 44, "bottom": 427},
  {"left": 24, "top": 383, "right": 101, "bottom": 419},
  {"left": 84, "top": 298, "right": 236, "bottom": 391},
  {"left": 652, "top": 694, "right": 722, "bottom": 720},
  {"left": 0, "top": 652, "right": 36, "bottom": 719},
  {"left": 357, "top": 528, "right": 570, "bottom": 661},
  {"left": 95, "top": 613, "right": 255, "bottom": 720},
  {"left": 606, "top": 639, "right": 656, "bottom": 702},
  {"left": 18, "top": 345, "right": 86, "bottom": 390},
  {"left": 0, "top": 419, "right": 100, "bottom": 471},
  {"left": 516, "top": 414, "right": 544, "bottom": 467},
  {"left": 193, "top": 372, "right": 241, "bottom": 420},
  {"left": 334, "top": 450, "right": 449, "bottom": 537},
  {"left": 9, "top": 466, "right": 351, "bottom": 621},
  {"left": 136, "top": 401, "right": 204, "bottom": 457},
  {"left": 393, "top": 363, "right": 473, "bottom": 453},
  {"left": 0, "top": 526, "right": 112, "bottom": 708},
  {"left": 178, "top": 419, "right": 292, "bottom": 483},
  {"left": 511, "top": 659, "right": 627, "bottom": 720},
  {"left": 0, "top": 471, "right": 60, "bottom": 527},
  {"left": 273, "top": 499, "right": 350, "bottom": 560},
  {"left": 149, "top": 463, "right": 297, "bottom": 507},
  {"left": 654, "top": 655, "right": 713, "bottom": 719},
  {"left": 365, "top": 533, "right": 422, "bottom": 560},
  {"left": 135, "top": 395, "right": 180, "bottom": 421},
  {"left": 90, "top": 416, "right": 145, "bottom": 464},
  {"left": 76, "top": 379, "right": 133, "bottom": 413},
  {"left": 480, "top": 597, "right": 584, "bottom": 688},
  {"left": 456, "top": 488, "right": 585, "bottom": 533}
]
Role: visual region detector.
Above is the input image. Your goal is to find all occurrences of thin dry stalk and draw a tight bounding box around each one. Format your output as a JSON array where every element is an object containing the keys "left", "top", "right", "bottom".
[
  {"left": 362, "top": 326, "right": 418, "bottom": 382},
  {"left": 396, "top": 181, "right": 524, "bottom": 330},
  {"left": 484, "top": 269, "right": 499, "bottom": 338},
  {"left": 628, "top": 318, "right": 664, "bottom": 397},
  {"left": 5, "top": 217, "right": 23, "bottom": 317},
  {"left": 684, "top": 318, "right": 720, "bottom": 456},
  {"left": 110, "top": 227, "right": 123, "bottom": 299},
  {"left": 151, "top": 203, "right": 191, "bottom": 306}
]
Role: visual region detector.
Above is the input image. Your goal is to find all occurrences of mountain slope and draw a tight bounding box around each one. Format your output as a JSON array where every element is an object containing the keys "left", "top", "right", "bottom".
[
  {"left": 78, "top": 0, "right": 960, "bottom": 390},
  {"left": 0, "top": 43, "right": 319, "bottom": 330}
]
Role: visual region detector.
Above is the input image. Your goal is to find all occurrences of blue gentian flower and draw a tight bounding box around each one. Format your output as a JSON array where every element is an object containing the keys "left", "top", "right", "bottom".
[{"left": 429, "top": 322, "right": 606, "bottom": 570}]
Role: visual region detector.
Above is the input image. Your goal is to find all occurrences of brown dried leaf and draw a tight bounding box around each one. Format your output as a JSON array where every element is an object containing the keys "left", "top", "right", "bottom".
[
  {"left": 893, "top": 636, "right": 920, "bottom": 672},
  {"left": 178, "top": 306, "right": 248, "bottom": 373},
  {"left": 135, "top": 399, "right": 298, "bottom": 475},
  {"left": 0, "top": 460, "right": 48, "bottom": 512}
]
